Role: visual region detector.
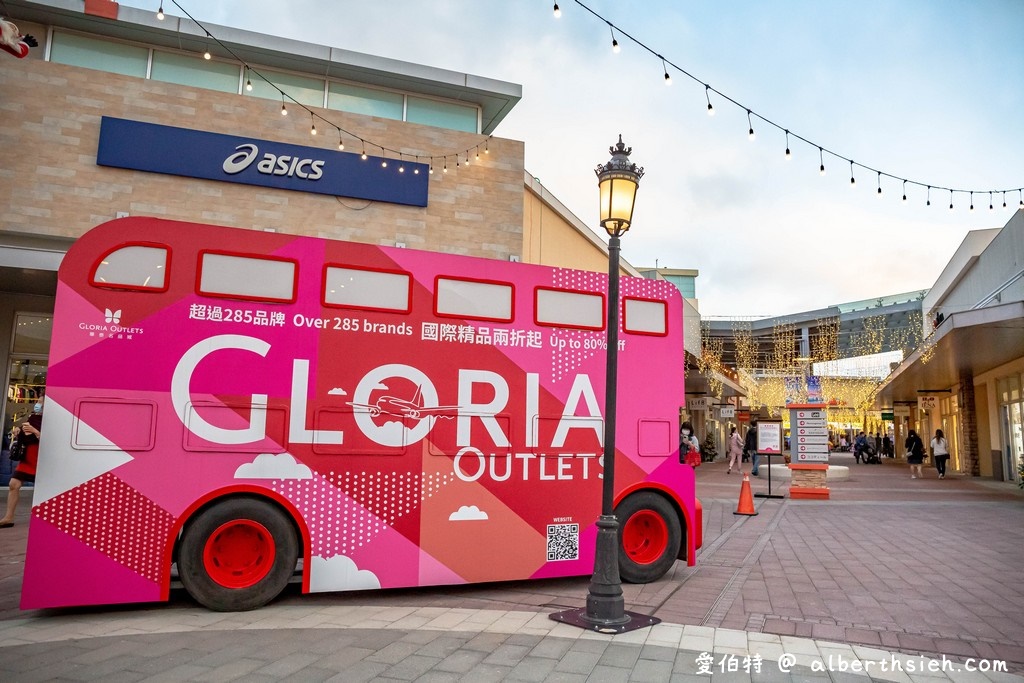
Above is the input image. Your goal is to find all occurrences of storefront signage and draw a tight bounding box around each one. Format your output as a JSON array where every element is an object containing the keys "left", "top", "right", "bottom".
[
  {"left": 894, "top": 405, "right": 911, "bottom": 417},
  {"left": 918, "top": 395, "right": 938, "bottom": 411},
  {"left": 719, "top": 406, "right": 735, "bottom": 418},
  {"left": 687, "top": 397, "right": 712, "bottom": 410},
  {"left": 97, "top": 117, "right": 428, "bottom": 207}
]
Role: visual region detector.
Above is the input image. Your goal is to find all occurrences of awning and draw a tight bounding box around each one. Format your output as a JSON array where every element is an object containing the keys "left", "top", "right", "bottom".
[{"left": 875, "top": 301, "right": 1024, "bottom": 406}]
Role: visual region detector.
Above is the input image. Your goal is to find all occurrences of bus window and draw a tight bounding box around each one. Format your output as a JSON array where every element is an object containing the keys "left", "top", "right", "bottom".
[
  {"left": 534, "top": 287, "right": 605, "bottom": 330},
  {"left": 623, "top": 297, "right": 668, "bottom": 336},
  {"left": 91, "top": 243, "right": 169, "bottom": 291},
  {"left": 638, "top": 418, "right": 673, "bottom": 457},
  {"left": 435, "top": 276, "right": 513, "bottom": 322},
  {"left": 74, "top": 399, "right": 157, "bottom": 451},
  {"left": 323, "top": 265, "right": 412, "bottom": 313},
  {"left": 197, "top": 251, "right": 298, "bottom": 303}
]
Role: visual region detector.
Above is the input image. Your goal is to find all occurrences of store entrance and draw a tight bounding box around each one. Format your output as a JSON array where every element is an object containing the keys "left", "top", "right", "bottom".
[{"left": 2, "top": 313, "right": 52, "bottom": 486}]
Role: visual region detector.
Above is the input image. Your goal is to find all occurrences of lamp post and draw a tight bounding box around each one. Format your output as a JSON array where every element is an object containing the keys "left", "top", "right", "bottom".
[{"left": 550, "top": 136, "right": 655, "bottom": 634}]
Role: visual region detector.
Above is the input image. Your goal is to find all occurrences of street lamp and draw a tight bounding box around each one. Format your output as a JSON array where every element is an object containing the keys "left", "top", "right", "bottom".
[{"left": 550, "top": 136, "right": 654, "bottom": 633}]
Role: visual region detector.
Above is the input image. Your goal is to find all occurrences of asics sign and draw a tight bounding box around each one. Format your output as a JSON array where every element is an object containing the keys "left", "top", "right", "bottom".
[
  {"left": 97, "top": 117, "right": 429, "bottom": 207},
  {"left": 222, "top": 143, "right": 325, "bottom": 180}
]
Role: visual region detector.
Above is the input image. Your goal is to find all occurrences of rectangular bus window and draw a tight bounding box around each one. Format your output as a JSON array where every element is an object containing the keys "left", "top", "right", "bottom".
[
  {"left": 435, "top": 277, "right": 513, "bottom": 322},
  {"left": 324, "top": 266, "right": 412, "bottom": 313},
  {"left": 638, "top": 419, "right": 673, "bottom": 457},
  {"left": 198, "top": 252, "right": 297, "bottom": 303},
  {"left": 182, "top": 403, "right": 287, "bottom": 453},
  {"left": 313, "top": 407, "right": 407, "bottom": 455},
  {"left": 73, "top": 399, "right": 156, "bottom": 451},
  {"left": 535, "top": 288, "right": 605, "bottom": 330},
  {"left": 623, "top": 297, "right": 668, "bottom": 336},
  {"left": 91, "top": 245, "right": 168, "bottom": 291}
]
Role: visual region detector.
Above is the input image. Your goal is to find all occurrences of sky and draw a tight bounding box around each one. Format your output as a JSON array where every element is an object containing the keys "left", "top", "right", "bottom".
[{"left": 124, "top": 1, "right": 1024, "bottom": 317}]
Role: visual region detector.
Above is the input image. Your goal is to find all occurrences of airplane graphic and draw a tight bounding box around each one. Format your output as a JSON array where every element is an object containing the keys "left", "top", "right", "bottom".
[{"left": 347, "top": 384, "right": 463, "bottom": 423}]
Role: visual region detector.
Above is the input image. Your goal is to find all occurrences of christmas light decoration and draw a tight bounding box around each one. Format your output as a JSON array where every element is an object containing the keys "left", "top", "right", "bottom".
[
  {"left": 553, "top": 3, "right": 561, "bottom": 18},
  {"left": 747, "top": 110, "right": 755, "bottom": 141},
  {"left": 785, "top": 130, "right": 791, "bottom": 159},
  {"left": 157, "top": 4, "right": 164, "bottom": 20},
  {"left": 609, "top": 24, "right": 619, "bottom": 53},
  {"left": 819, "top": 147, "right": 825, "bottom": 175},
  {"left": 705, "top": 85, "right": 714, "bottom": 116}
]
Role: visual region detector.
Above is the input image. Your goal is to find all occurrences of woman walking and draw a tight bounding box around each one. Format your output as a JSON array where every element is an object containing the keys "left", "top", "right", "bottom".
[
  {"left": 931, "top": 429, "right": 950, "bottom": 479},
  {"left": 726, "top": 426, "right": 743, "bottom": 474},
  {"left": 905, "top": 428, "right": 925, "bottom": 479}
]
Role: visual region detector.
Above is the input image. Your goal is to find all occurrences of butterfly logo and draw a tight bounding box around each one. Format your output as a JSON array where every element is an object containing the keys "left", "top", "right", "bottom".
[{"left": 104, "top": 309, "right": 122, "bottom": 324}]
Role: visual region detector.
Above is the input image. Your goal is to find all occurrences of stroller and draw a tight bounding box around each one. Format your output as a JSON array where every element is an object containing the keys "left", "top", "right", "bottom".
[{"left": 860, "top": 443, "right": 881, "bottom": 464}]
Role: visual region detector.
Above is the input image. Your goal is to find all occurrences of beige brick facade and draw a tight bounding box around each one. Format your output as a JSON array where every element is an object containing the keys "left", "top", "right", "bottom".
[{"left": 0, "top": 26, "right": 525, "bottom": 261}]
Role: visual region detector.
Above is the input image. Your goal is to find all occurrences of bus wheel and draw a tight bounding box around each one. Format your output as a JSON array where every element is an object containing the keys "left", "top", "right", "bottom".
[
  {"left": 616, "top": 492, "right": 681, "bottom": 583},
  {"left": 178, "top": 498, "right": 299, "bottom": 612}
]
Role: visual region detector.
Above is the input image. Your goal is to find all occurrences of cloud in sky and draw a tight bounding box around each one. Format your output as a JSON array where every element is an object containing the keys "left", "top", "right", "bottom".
[{"left": 234, "top": 452, "right": 312, "bottom": 480}]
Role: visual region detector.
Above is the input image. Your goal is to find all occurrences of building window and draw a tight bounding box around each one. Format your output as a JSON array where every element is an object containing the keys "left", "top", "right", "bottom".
[
  {"left": 245, "top": 69, "right": 325, "bottom": 107},
  {"left": 328, "top": 82, "right": 404, "bottom": 120},
  {"left": 406, "top": 96, "right": 478, "bottom": 133},
  {"left": 151, "top": 50, "right": 241, "bottom": 93},
  {"left": 50, "top": 30, "right": 148, "bottom": 78}
]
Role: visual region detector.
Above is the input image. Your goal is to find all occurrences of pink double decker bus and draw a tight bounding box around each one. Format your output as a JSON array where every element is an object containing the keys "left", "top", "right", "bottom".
[{"left": 22, "top": 217, "right": 701, "bottom": 611}]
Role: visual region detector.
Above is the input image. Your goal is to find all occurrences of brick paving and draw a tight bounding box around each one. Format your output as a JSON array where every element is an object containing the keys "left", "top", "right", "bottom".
[{"left": 1, "top": 452, "right": 1022, "bottom": 681}]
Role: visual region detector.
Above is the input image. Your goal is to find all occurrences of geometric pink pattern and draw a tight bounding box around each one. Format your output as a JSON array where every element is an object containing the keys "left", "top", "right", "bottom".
[{"left": 33, "top": 472, "right": 175, "bottom": 583}]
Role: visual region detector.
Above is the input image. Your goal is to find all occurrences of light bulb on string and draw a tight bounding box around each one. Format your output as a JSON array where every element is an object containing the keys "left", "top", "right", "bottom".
[
  {"left": 157, "top": 3, "right": 164, "bottom": 20},
  {"left": 849, "top": 161, "right": 855, "bottom": 187},
  {"left": 413, "top": 157, "right": 419, "bottom": 174},
  {"left": 443, "top": 158, "right": 448, "bottom": 173},
  {"left": 336, "top": 128, "right": 344, "bottom": 151},
  {"left": 475, "top": 148, "right": 480, "bottom": 161},
  {"left": 203, "top": 33, "right": 212, "bottom": 61},
  {"left": 661, "top": 57, "right": 671, "bottom": 85},
  {"left": 1018, "top": 189, "right": 1022, "bottom": 207},
  {"left": 705, "top": 85, "right": 714, "bottom": 116},
  {"left": 784, "top": 130, "right": 791, "bottom": 159},
  {"left": 1003, "top": 191, "right": 1007, "bottom": 209},
  {"left": 310, "top": 113, "right": 317, "bottom": 136},
  {"left": 553, "top": 3, "right": 561, "bottom": 18},
  {"left": 465, "top": 152, "right": 470, "bottom": 166},
  {"left": 280, "top": 97, "right": 287, "bottom": 116},
  {"left": 902, "top": 180, "right": 907, "bottom": 202},
  {"left": 989, "top": 192, "right": 993, "bottom": 211},
  {"left": 484, "top": 139, "right": 490, "bottom": 154},
  {"left": 746, "top": 110, "right": 755, "bottom": 141},
  {"left": 360, "top": 142, "right": 367, "bottom": 160},
  {"left": 245, "top": 70, "right": 253, "bottom": 92},
  {"left": 876, "top": 172, "right": 882, "bottom": 197},
  {"left": 969, "top": 192, "right": 974, "bottom": 211},
  {"left": 949, "top": 190, "right": 954, "bottom": 211},
  {"left": 381, "top": 148, "right": 387, "bottom": 168},
  {"left": 428, "top": 159, "right": 434, "bottom": 175},
  {"left": 609, "top": 24, "right": 619, "bottom": 53},
  {"left": 819, "top": 147, "right": 825, "bottom": 175},
  {"left": 927, "top": 186, "right": 931, "bottom": 206},
  {"left": 398, "top": 155, "right": 405, "bottom": 173}
]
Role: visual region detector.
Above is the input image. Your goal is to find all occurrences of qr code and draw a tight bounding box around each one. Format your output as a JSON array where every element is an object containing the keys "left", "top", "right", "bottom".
[{"left": 546, "top": 523, "right": 579, "bottom": 561}]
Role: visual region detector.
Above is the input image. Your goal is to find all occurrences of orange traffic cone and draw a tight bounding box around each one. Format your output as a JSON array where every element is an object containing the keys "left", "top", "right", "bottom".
[{"left": 733, "top": 472, "right": 758, "bottom": 516}]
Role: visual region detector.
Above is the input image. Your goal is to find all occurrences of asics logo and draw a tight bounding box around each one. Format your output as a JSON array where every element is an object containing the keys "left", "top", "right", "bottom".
[{"left": 222, "top": 143, "right": 326, "bottom": 180}]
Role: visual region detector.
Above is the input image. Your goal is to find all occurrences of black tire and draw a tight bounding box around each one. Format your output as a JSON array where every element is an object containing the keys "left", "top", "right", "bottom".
[
  {"left": 178, "top": 497, "right": 299, "bottom": 612},
  {"left": 616, "top": 491, "right": 682, "bottom": 583}
]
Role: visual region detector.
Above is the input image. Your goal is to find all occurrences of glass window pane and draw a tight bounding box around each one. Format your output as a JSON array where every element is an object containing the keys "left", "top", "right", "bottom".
[
  {"left": 50, "top": 31, "right": 147, "bottom": 78},
  {"left": 406, "top": 96, "right": 478, "bottom": 133},
  {"left": 11, "top": 316, "right": 52, "bottom": 355},
  {"left": 436, "top": 278, "right": 513, "bottom": 322},
  {"left": 324, "top": 266, "right": 411, "bottom": 312},
  {"left": 151, "top": 50, "right": 240, "bottom": 93},
  {"left": 199, "top": 252, "right": 296, "bottom": 302},
  {"left": 535, "top": 288, "right": 604, "bottom": 330},
  {"left": 328, "top": 82, "right": 404, "bottom": 120},
  {"left": 246, "top": 69, "right": 324, "bottom": 107},
  {"left": 92, "top": 245, "right": 168, "bottom": 290},
  {"left": 623, "top": 298, "right": 667, "bottom": 335}
]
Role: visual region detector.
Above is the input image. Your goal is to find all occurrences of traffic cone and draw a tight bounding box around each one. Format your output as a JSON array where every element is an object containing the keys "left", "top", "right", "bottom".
[{"left": 733, "top": 472, "right": 758, "bottom": 516}]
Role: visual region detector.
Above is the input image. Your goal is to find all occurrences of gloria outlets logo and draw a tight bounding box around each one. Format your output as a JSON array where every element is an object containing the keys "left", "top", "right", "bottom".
[
  {"left": 77, "top": 307, "right": 144, "bottom": 340},
  {"left": 222, "top": 143, "right": 326, "bottom": 180}
]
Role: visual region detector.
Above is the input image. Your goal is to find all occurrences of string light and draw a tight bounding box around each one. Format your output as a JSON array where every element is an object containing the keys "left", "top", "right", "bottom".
[
  {"left": 1003, "top": 191, "right": 1007, "bottom": 209},
  {"left": 850, "top": 161, "right": 855, "bottom": 187},
  {"left": 310, "top": 113, "right": 316, "bottom": 136},
  {"left": 608, "top": 23, "right": 619, "bottom": 53},
  {"left": 989, "top": 192, "right": 993, "bottom": 211},
  {"left": 553, "top": 3, "right": 561, "bottom": 18},
  {"left": 475, "top": 148, "right": 480, "bottom": 161},
  {"left": 902, "top": 180, "right": 907, "bottom": 202},
  {"left": 244, "top": 67, "right": 252, "bottom": 92},
  {"left": 336, "top": 127, "right": 344, "bottom": 151},
  {"left": 484, "top": 139, "right": 490, "bottom": 154},
  {"left": 443, "top": 158, "right": 448, "bottom": 173},
  {"left": 361, "top": 142, "right": 367, "bottom": 160},
  {"left": 560, "top": 0, "right": 1021, "bottom": 214},
  {"left": 784, "top": 130, "right": 791, "bottom": 159},
  {"left": 969, "top": 191, "right": 974, "bottom": 211},
  {"left": 156, "top": 3, "right": 164, "bottom": 20},
  {"left": 398, "top": 154, "right": 405, "bottom": 173},
  {"left": 428, "top": 159, "right": 434, "bottom": 175},
  {"left": 747, "top": 110, "right": 755, "bottom": 141},
  {"left": 927, "top": 186, "right": 931, "bottom": 206},
  {"left": 949, "top": 190, "right": 954, "bottom": 211},
  {"left": 877, "top": 172, "right": 882, "bottom": 197},
  {"left": 280, "top": 98, "right": 287, "bottom": 116},
  {"left": 203, "top": 32, "right": 212, "bottom": 61}
]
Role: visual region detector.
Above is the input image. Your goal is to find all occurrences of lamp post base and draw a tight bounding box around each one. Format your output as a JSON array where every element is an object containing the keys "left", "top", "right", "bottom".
[{"left": 548, "top": 607, "right": 661, "bottom": 634}]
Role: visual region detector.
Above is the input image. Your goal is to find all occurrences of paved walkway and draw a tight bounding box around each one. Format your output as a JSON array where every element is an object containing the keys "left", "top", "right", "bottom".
[{"left": 1, "top": 454, "right": 1022, "bottom": 681}]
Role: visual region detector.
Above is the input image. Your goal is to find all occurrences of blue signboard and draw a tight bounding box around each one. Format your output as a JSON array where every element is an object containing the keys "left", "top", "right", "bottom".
[{"left": 97, "top": 117, "right": 428, "bottom": 207}]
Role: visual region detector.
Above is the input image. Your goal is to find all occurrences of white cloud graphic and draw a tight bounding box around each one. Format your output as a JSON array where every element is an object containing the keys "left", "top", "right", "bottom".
[
  {"left": 233, "top": 452, "right": 312, "bottom": 480},
  {"left": 449, "top": 505, "right": 488, "bottom": 521},
  {"left": 327, "top": 388, "right": 347, "bottom": 396},
  {"left": 309, "top": 555, "right": 381, "bottom": 592}
]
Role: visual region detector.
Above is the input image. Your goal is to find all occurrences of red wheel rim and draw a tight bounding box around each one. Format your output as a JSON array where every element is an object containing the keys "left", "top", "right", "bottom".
[
  {"left": 203, "top": 520, "right": 276, "bottom": 589},
  {"left": 622, "top": 510, "right": 668, "bottom": 565}
]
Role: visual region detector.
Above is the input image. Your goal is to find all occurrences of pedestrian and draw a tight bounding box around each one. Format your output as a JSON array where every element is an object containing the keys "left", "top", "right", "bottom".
[
  {"left": 882, "top": 433, "right": 893, "bottom": 457},
  {"left": 853, "top": 431, "right": 867, "bottom": 464},
  {"left": 1, "top": 395, "right": 43, "bottom": 528},
  {"left": 680, "top": 421, "right": 701, "bottom": 468},
  {"left": 874, "top": 432, "right": 882, "bottom": 456},
  {"left": 931, "top": 429, "right": 950, "bottom": 479},
  {"left": 905, "top": 428, "right": 925, "bottom": 479},
  {"left": 745, "top": 421, "right": 759, "bottom": 476},
  {"left": 726, "top": 426, "right": 743, "bottom": 474}
]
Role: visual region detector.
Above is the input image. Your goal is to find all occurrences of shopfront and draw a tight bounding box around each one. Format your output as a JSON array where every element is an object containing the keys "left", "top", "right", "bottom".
[{"left": 996, "top": 375, "right": 1023, "bottom": 484}]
